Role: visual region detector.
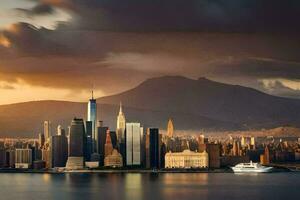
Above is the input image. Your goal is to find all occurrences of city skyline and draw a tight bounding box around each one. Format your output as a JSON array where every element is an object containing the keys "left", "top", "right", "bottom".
[{"left": 1, "top": 1, "right": 300, "bottom": 200}]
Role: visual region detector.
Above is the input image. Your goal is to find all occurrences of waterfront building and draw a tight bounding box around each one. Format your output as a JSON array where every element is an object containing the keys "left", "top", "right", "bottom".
[
  {"left": 50, "top": 134, "right": 68, "bottom": 168},
  {"left": 126, "top": 123, "right": 142, "bottom": 166},
  {"left": 85, "top": 121, "right": 93, "bottom": 161},
  {"left": 206, "top": 144, "right": 221, "bottom": 168},
  {"left": 260, "top": 146, "right": 270, "bottom": 165},
  {"left": 33, "top": 160, "right": 46, "bottom": 169},
  {"left": 149, "top": 128, "right": 160, "bottom": 169},
  {"left": 15, "top": 149, "right": 32, "bottom": 169},
  {"left": 44, "top": 121, "right": 52, "bottom": 141},
  {"left": 221, "top": 156, "right": 250, "bottom": 167},
  {"left": 97, "top": 121, "right": 108, "bottom": 166},
  {"left": 145, "top": 131, "right": 150, "bottom": 168},
  {"left": 160, "top": 142, "right": 167, "bottom": 168},
  {"left": 90, "top": 153, "right": 101, "bottom": 162},
  {"left": 165, "top": 149, "right": 209, "bottom": 168},
  {"left": 167, "top": 119, "right": 174, "bottom": 138},
  {"left": 42, "top": 147, "right": 51, "bottom": 168},
  {"left": 66, "top": 118, "right": 85, "bottom": 169},
  {"left": 104, "top": 149, "right": 123, "bottom": 168},
  {"left": 105, "top": 130, "right": 113, "bottom": 157},
  {"left": 0, "top": 148, "right": 6, "bottom": 168},
  {"left": 87, "top": 91, "right": 97, "bottom": 152},
  {"left": 8, "top": 149, "right": 15, "bottom": 168},
  {"left": 85, "top": 161, "right": 99, "bottom": 169},
  {"left": 117, "top": 102, "right": 126, "bottom": 143}
]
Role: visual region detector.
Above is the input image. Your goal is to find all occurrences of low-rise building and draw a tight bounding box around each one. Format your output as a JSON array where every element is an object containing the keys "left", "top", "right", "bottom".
[
  {"left": 165, "top": 149, "right": 209, "bottom": 169},
  {"left": 104, "top": 149, "right": 123, "bottom": 168},
  {"left": 15, "top": 149, "right": 32, "bottom": 169}
]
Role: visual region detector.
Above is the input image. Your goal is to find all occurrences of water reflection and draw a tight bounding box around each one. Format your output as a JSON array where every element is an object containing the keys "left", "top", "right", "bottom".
[
  {"left": 124, "top": 173, "right": 142, "bottom": 200},
  {"left": 0, "top": 173, "right": 299, "bottom": 200},
  {"left": 162, "top": 173, "right": 209, "bottom": 200}
]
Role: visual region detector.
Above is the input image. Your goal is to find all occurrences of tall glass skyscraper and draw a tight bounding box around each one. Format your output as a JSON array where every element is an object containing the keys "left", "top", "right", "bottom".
[
  {"left": 149, "top": 128, "right": 160, "bottom": 169},
  {"left": 65, "top": 118, "right": 85, "bottom": 169},
  {"left": 85, "top": 121, "right": 93, "bottom": 161},
  {"left": 126, "top": 123, "right": 142, "bottom": 166},
  {"left": 50, "top": 134, "right": 68, "bottom": 168},
  {"left": 68, "top": 118, "right": 85, "bottom": 157},
  {"left": 87, "top": 91, "right": 97, "bottom": 152}
]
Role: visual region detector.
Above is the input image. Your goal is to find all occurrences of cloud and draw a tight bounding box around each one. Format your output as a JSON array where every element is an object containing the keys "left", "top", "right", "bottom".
[
  {"left": 16, "top": 3, "right": 55, "bottom": 17},
  {"left": 260, "top": 79, "right": 300, "bottom": 98},
  {"left": 18, "top": 0, "right": 300, "bottom": 32},
  {"left": 0, "top": 0, "right": 299, "bottom": 100},
  {"left": 0, "top": 82, "right": 15, "bottom": 90}
]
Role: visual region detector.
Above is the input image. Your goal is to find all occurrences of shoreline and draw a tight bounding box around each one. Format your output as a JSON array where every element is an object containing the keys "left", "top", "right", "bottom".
[{"left": 0, "top": 167, "right": 295, "bottom": 174}]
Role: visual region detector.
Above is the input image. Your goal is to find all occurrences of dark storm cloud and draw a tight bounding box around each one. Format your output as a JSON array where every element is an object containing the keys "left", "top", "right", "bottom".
[
  {"left": 38, "top": 0, "right": 300, "bottom": 32},
  {"left": 0, "top": 23, "right": 74, "bottom": 56},
  {"left": 209, "top": 57, "right": 300, "bottom": 80},
  {"left": 15, "top": 3, "right": 55, "bottom": 17}
]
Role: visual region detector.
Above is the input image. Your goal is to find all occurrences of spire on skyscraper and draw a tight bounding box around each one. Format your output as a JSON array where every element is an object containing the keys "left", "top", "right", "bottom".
[
  {"left": 167, "top": 118, "right": 174, "bottom": 138},
  {"left": 119, "top": 102, "right": 123, "bottom": 114},
  {"left": 117, "top": 101, "right": 126, "bottom": 144}
]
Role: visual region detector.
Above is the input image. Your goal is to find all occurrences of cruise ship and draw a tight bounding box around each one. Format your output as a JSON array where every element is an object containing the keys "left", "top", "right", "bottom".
[{"left": 231, "top": 161, "right": 273, "bottom": 173}]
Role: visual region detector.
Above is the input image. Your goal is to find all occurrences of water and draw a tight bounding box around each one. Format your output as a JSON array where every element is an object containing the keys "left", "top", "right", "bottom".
[{"left": 0, "top": 173, "right": 299, "bottom": 200}]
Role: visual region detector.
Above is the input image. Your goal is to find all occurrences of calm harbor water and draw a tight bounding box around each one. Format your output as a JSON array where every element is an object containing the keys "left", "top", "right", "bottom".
[{"left": 0, "top": 173, "right": 299, "bottom": 200}]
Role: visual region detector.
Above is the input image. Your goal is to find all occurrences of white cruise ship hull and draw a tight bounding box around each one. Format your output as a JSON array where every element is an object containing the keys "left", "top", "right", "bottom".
[{"left": 231, "top": 166, "right": 273, "bottom": 173}]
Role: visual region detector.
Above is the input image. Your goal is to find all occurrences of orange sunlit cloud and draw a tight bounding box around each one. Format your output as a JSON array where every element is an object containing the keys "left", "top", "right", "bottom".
[
  {"left": 0, "top": 80, "right": 105, "bottom": 105},
  {"left": 0, "top": 34, "right": 11, "bottom": 47}
]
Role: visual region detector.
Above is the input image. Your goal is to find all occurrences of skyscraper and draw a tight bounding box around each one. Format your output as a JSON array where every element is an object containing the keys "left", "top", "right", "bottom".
[
  {"left": 87, "top": 91, "right": 97, "bottom": 152},
  {"left": 57, "top": 125, "right": 65, "bottom": 136},
  {"left": 105, "top": 131, "right": 113, "bottom": 157},
  {"left": 117, "top": 102, "right": 126, "bottom": 143},
  {"left": 206, "top": 144, "right": 220, "bottom": 168},
  {"left": 38, "top": 133, "right": 45, "bottom": 149},
  {"left": 66, "top": 118, "right": 85, "bottom": 169},
  {"left": 264, "top": 146, "right": 270, "bottom": 164},
  {"left": 97, "top": 121, "right": 108, "bottom": 166},
  {"left": 109, "top": 131, "right": 117, "bottom": 149},
  {"left": 167, "top": 119, "right": 174, "bottom": 138},
  {"left": 85, "top": 121, "right": 93, "bottom": 161},
  {"left": 126, "top": 123, "right": 142, "bottom": 166},
  {"left": 198, "top": 134, "right": 207, "bottom": 152},
  {"left": 44, "top": 121, "right": 52, "bottom": 141},
  {"left": 149, "top": 128, "right": 160, "bottom": 169},
  {"left": 117, "top": 103, "right": 126, "bottom": 165},
  {"left": 50, "top": 133, "right": 68, "bottom": 168}
]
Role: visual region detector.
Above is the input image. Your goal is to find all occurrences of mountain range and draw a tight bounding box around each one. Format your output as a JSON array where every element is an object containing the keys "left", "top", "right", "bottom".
[{"left": 1, "top": 76, "right": 300, "bottom": 138}]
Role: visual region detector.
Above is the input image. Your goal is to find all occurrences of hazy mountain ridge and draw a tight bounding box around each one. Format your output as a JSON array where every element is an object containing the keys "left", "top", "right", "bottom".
[{"left": 1, "top": 76, "right": 300, "bottom": 137}]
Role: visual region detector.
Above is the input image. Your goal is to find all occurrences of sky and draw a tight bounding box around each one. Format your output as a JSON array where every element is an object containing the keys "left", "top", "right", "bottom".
[{"left": 0, "top": 0, "right": 300, "bottom": 105}]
